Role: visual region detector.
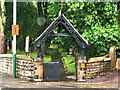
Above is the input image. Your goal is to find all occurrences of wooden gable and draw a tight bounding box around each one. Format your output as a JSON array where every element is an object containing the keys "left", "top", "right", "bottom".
[{"left": 34, "top": 14, "right": 88, "bottom": 48}]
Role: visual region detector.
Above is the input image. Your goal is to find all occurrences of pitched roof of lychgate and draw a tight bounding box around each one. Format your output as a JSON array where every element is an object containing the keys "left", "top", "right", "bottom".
[{"left": 34, "top": 14, "right": 88, "bottom": 48}]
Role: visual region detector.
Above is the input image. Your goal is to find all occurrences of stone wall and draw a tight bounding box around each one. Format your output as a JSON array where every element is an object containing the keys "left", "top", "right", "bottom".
[
  {"left": 86, "top": 60, "right": 110, "bottom": 79},
  {"left": 0, "top": 54, "right": 112, "bottom": 81},
  {"left": 77, "top": 56, "right": 111, "bottom": 81},
  {"left": 0, "top": 54, "right": 35, "bottom": 79}
]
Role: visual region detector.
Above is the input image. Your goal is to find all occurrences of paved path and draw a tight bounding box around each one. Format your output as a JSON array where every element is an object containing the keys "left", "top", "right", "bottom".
[{"left": 0, "top": 71, "right": 119, "bottom": 89}]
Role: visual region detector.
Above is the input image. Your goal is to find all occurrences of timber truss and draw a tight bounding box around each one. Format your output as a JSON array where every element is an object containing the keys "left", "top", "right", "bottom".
[{"left": 34, "top": 14, "right": 88, "bottom": 57}]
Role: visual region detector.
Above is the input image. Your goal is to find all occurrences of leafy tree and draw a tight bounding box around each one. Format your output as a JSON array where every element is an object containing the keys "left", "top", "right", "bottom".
[
  {"left": 4, "top": 2, "right": 119, "bottom": 58},
  {"left": 0, "top": 0, "right": 6, "bottom": 54},
  {"left": 5, "top": 2, "right": 39, "bottom": 51},
  {"left": 46, "top": 2, "right": 119, "bottom": 57},
  {"left": 37, "top": 1, "right": 48, "bottom": 33}
]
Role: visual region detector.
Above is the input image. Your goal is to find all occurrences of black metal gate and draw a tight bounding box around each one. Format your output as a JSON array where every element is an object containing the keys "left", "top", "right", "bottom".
[{"left": 43, "top": 62, "right": 60, "bottom": 81}]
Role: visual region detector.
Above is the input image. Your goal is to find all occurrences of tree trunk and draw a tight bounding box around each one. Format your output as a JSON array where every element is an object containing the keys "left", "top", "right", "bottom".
[
  {"left": 37, "top": 2, "right": 48, "bottom": 32},
  {"left": 0, "top": 0, "right": 6, "bottom": 54},
  {"left": 37, "top": 2, "right": 48, "bottom": 55},
  {"left": 37, "top": 2, "right": 43, "bottom": 17},
  {"left": 19, "top": 40, "right": 25, "bottom": 51},
  {"left": 117, "top": 2, "right": 120, "bottom": 24}
]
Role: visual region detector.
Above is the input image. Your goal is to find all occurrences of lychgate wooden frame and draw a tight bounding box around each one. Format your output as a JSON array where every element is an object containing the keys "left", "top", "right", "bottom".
[{"left": 34, "top": 14, "right": 88, "bottom": 58}]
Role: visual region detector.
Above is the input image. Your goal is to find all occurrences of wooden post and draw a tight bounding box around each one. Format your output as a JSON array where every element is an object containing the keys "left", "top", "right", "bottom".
[
  {"left": 25, "top": 36, "right": 30, "bottom": 56},
  {"left": 37, "top": 47, "right": 42, "bottom": 58},
  {"left": 78, "top": 47, "right": 84, "bottom": 59}
]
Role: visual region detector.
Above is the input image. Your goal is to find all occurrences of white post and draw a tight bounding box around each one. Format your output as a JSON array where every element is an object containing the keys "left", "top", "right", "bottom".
[
  {"left": 12, "top": 0, "right": 17, "bottom": 78},
  {"left": 25, "top": 36, "right": 30, "bottom": 56},
  {"left": 13, "top": 0, "right": 16, "bottom": 54}
]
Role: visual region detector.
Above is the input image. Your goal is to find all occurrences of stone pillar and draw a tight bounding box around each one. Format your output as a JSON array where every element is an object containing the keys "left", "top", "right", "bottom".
[
  {"left": 109, "top": 46, "right": 117, "bottom": 71},
  {"left": 77, "top": 57, "right": 87, "bottom": 81},
  {"left": 34, "top": 57, "right": 43, "bottom": 81},
  {"left": 34, "top": 47, "right": 44, "bottom": 81},
  {"left": 77, "top": 47, "right": 87, "bottom": 81}
]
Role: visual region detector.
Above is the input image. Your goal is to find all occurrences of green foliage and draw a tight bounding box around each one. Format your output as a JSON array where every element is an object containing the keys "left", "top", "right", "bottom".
[
  {"left": 5, "top": 2, "right": 39, "bottom": 50},
  {"left": 17, "top": 2, "right": 39, "bottom": 43},
  {"left": 5, "top": 2, "right": 119, "bottom": 57},
  {"left": 7, "top": 49, "right": 25, "bottom": 54},
  {"left": 63, "top": 56, "right": 75, "bottom": 72},
  {"left": 44, "top": 56, "right": 51, "bottom": 62},
  {"left": 7, "top": 49, "right": 75, "bottom": 72},
  {"left": 47, "top": 2, "right": 119, "bottom": 57},
  {"left": 83, "top": 24, "right": 119, "bottom": 57}
]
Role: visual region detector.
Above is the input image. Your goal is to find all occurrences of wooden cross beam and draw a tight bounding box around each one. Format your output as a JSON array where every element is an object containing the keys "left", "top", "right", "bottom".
[{"left": 50, "top": 33, "right": 71, "bottom": 37}]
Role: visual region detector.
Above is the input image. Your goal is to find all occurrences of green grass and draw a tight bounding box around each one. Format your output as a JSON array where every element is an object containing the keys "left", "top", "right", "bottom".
[
  {"left": 63, "top": 56, "right": 75, "bottom": 72},
  {"left": 44, "top": 55, "right": 51, "bottom": 62},
  {"left": 7, "top": 50, "right": 75, "bottom": 72},
  {"left": 7, "top": 49, "right": 37, "bottom": 59}
]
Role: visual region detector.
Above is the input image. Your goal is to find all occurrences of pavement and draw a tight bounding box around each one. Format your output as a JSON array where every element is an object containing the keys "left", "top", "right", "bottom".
[{"left": 0, "top": 71, "right": 119, "bottom": 89}]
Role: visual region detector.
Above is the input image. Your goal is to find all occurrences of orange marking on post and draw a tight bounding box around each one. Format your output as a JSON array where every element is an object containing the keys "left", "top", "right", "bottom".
[{"left": 12, "top": 25, "right": 19, "bottom": 35}]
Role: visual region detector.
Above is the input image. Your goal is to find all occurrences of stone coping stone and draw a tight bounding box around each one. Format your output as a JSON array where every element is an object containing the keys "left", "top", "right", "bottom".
[
  {"left": 0, "top": 54, "right": 33, "bottom": 61},
  {"left": 0, "top": 54, "right": 13, "bottom": 58},
  {"left": 88, "top": 54, "right": 109, "bottom": 63}
]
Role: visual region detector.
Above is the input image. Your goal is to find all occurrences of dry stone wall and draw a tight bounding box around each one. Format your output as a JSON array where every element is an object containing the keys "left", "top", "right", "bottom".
[
  {"left": 86, "top": 60, "right": 110, "bottom": 79},
  {"left": 0, "top": 54, "right": 112, "bottom": 81},
  {"left": 0, "top": 54, "right": 35, "bottom": 79}
]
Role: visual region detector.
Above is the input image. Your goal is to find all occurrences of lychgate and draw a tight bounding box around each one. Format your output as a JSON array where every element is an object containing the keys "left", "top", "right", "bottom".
[{"left": 34, "top": 11, "right": 89, "bottom": 81}]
